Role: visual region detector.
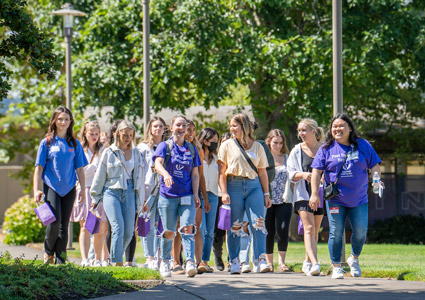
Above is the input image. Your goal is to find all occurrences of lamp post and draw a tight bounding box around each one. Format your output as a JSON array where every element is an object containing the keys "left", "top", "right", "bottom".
[
  {"left": 143, "top": 0, "right": 151, "bottom": 136},
  {"left": 51, "top": 3, "right": 87, "bottom": 250},
  {"left": 51, "top": 3, "right": 87, "bottom": 110}
]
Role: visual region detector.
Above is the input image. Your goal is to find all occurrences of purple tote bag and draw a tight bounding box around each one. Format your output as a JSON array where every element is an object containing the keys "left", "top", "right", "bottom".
[
  {"left": 217, "top": 205, "right": 231, "bottom": 230},
  {"left": 137, "top": 214, "right": 150, "bottom": 237},
  {"left": 34, "top": 202, "right": 56, "bottom": 226},
  {"left": 297, "top": 216, "right": 304, "bottom": 235},
  {"left": 156, "top": 216, "right": 164, "bottom": 236},
  {"left": 85, "top": 211, "right": 101, "bottom": 234}
]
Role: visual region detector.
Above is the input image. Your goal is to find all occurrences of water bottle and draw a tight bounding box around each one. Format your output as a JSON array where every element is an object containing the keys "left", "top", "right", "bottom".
[{"left": 373, "top": 172, "right": 380, "bottom": 194}]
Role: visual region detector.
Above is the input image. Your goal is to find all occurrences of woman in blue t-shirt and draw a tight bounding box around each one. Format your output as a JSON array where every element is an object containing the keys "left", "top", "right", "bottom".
[
  {"left": 310, "top": 114, "right": 382, "bottom": 279},
  {"left": 153, "top": 115, "right": 202, "bottom": 278},
  {"left": 34, "top": 106, "right": 88, "bottom": 264}
]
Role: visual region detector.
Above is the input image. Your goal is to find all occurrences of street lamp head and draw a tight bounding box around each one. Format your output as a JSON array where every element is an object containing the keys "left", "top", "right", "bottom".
[{"left": 51, "top": 3, "right": 87, "bottom": 29}]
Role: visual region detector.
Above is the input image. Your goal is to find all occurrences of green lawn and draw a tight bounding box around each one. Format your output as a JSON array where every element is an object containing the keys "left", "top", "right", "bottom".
[{"left": 65, "top": 240, "right": 425, "bottom": 281}]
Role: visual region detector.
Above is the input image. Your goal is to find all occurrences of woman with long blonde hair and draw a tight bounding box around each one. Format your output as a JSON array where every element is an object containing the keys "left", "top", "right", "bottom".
[
  {"left": 287, "top": 118, "right": 325, "bottom": 276},
  {"left": 217, "top": 113, "right": 272, "bottom": 274}
]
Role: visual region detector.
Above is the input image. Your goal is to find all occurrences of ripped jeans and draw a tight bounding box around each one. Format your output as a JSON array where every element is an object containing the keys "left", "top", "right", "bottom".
[
  {"left": 158, "top": 194, "right": 196, "bottom": 262},
  {"left": 227, "top": 176, "right": 267, "bottom": 262}
]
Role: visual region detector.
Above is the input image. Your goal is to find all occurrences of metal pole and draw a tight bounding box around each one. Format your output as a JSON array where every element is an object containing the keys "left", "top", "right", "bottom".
[
  {"left": 332, "top": 0, "right": 346, "bottom": 264},
  {"left": 332, "top": 0, "right": 343, "bottom": 115},
  {"left": 64, "top": 28, "right": 73, "bottom": 110},
  {"left": 65, "top": 27, "right": 75, "bottom": 250},
  {"left": 143, "top": 0, "right": 151, "bottom": 136}
]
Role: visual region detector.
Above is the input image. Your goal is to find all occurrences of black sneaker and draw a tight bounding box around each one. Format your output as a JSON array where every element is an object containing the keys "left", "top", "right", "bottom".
[{"left": 215, "top": 256, "right": 225, "bottom": 271}]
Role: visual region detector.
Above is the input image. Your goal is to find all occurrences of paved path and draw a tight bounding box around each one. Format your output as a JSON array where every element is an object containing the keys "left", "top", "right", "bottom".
[
  {"left": 2, "top": 241, "right": 424, "bottom": 300},
  {"left": 93, "top": 272, "right": 425, "bottom": 300},
  {"left": 0, "top": 241, "right": 81, "bottom": 264}
]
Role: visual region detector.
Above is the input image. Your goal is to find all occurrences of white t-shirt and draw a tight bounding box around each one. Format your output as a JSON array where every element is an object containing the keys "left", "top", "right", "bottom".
[{"left": 203, "top": 154, "right": 219, "bottom": 196}]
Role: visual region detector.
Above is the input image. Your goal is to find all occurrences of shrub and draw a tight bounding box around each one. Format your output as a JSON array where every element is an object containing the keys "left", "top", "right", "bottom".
[
  {"left": 2, "top": 195, "right": 45, "bottom": 245},
  {"left": 0, "top": 253, "right": 139, "bottom": 300},
  {"left": 368, "top": 214, "right": 425, "bottom": 244}
]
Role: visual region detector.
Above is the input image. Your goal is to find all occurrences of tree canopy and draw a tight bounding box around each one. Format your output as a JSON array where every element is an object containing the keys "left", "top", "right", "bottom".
[
  {"left": 2, "top": 0, "right": 425, "bottom": 189},
  {"left": 0, "top": 0, "right": 59, "bottom": 100}
]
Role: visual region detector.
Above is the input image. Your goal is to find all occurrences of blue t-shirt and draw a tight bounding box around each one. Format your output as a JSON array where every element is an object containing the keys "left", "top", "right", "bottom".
[
  {"left": 153, "top": 139, "right": 202, "bottom": 198},
  {"left": 35, "top": 136, "right": 88, "bottom": 196},
  {"left": 311, "top": 138, "right": 381, "bottom": 207}
]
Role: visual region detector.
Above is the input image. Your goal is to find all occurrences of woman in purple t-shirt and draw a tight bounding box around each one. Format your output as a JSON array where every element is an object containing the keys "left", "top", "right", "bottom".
[
  {"left": 153, "top": 115, "right": 202, "bottom": 278},
  {"left": 310, "top": 114, "right": 382, "bottom": 279}
]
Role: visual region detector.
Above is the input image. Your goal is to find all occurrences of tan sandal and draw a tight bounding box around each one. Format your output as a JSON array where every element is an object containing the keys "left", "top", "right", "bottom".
[{"left": 277, "top": 263, "right": 291, "bottom": 272}]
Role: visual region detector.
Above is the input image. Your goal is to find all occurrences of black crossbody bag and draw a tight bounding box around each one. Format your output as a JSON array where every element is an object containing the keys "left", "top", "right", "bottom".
[
  {"left": 324, "top": 145, "right": 352, "bottom": 201},
  {"left": 233, "top": 138, "right": 258, "bottom": 174}
]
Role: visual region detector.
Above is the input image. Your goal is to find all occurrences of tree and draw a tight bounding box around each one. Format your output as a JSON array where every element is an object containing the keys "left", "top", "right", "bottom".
[
  {"left": 3, "top": 0, "right": 425, "bottom": 190},
  {"left": 0, "top": 0, "right": 59, "bottom": 100}
]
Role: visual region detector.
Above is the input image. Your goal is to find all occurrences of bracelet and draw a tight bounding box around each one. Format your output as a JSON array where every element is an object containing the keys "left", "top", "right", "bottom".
[{"left": 263, "top": 192, "right": 270, "bottom": 196}]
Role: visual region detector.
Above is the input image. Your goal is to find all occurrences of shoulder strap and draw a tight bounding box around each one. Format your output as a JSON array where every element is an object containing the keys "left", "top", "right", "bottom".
[
  {"left": 233, "top": 138, "right": 258, "bottom": 174},
  {"left": 333, "top": 145, "right": 353, "bottom": 184},
  {"left": 186, "top": 141, "right": 196, "bottom": 167},
  {"left": 110, "top": 148, "right": 131, "bottom": 178}
]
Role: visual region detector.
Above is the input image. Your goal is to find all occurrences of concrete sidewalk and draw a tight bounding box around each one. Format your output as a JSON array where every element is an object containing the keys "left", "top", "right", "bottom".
[
  {"left": 2, "top": 241, "right": 424, "bottom": 300},
  {"left": 92, "top": 272, "right": 425, "bottom": 300},
  {"left": 0, "top": 241, "right": 81, "bottom": 264}
]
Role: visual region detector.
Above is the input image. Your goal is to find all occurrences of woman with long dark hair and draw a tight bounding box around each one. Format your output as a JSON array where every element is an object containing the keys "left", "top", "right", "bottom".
[
  {"left": 197, "top": 127, "right": 220, "bottom": 272},
  {"left": 310, "top": 114, "right": 382, "bottom": 279},
  {"left": 153, "top": 115, "right": 202, "bottom": 278},
  {"left": 34, "top": 106, "right": 88, "bottom": 264}
]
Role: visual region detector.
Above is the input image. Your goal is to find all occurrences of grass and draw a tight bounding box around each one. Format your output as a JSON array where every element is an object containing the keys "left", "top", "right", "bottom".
[
  {"left": 0, "top": 253, "right": 142, "bottom": 300},
  {"left": 32, "top": 239, "right": 425, "bottom": 281}
]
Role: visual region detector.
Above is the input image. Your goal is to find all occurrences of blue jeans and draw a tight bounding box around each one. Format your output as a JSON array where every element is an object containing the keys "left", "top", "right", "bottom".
[
  {"left": 240, "top": 213, "right": 251, "bottom": 264},
  {"left": 227, "top": 176, "right": 267, "bottom": 262},
  {"left": 200, "top": 192, "right": 219, "bottom": 262},
  {"left": 326, "top": 202, "right": 368, "bottom": 264},
  {"left": 158, "top": 194, "right": 196, "bottom": 262},
  {"left": 102, "top": 180, "right": 136, "bottom": 263},
  {"left": 142, "top": 203, "right": 158, "bottom": 258}
]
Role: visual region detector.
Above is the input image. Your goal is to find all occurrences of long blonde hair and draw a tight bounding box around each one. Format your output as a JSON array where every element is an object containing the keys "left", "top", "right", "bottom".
[
  {"left": 298, "top": 118, "right": 324, "bottom": 142},
  {"left": 114, "top": 120, "right": 136, "bottom": 148},
  {"left": 230, "top": 113, "right": 254, "bottom": 148},
  {"left": 142, "top": 116, "right": 167, "bottom": 148},
  {"left": 266, "top": 129, "right": 289, "bottom": 154},
  {"left": 186, "top": 119, "right": 202, "bottom": 150}
]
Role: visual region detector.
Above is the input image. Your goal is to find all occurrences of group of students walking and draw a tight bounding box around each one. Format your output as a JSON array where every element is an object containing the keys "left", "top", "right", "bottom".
[{"left": 34, "top": 106, "right": 382, "bottom": 280}]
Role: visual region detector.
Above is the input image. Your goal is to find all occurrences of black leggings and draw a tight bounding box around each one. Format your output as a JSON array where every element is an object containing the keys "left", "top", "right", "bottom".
[
  {"left": 43, "top": 184, "right": 76, "bottom": 264},
  {"left": 213, "top": 197, "right": 226, "bottom": 259},
  {"left": 125, "top": 214, "right": 138, "bottom": 263},
  {"left": 265, "top": 203, "right": 292, "bottom": 254}
]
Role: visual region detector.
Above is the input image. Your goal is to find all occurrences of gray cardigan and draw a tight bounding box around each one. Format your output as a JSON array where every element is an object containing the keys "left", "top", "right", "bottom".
[
  {"left": 90, "top": 144, "right": 147, "bottom": 213},
  {"left": 287, "top": 143, "right": 311, "bottom": 202}
]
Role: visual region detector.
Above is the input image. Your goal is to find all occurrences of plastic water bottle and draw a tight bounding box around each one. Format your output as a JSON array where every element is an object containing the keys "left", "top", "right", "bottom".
[{"left": 373, "top": 172, "right": 380, "bottom": 194}]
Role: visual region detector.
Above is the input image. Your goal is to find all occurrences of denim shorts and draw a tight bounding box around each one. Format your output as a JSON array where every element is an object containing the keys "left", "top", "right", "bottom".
[{"left": 294, "top": 200, "right": 324, "bottom": 216}]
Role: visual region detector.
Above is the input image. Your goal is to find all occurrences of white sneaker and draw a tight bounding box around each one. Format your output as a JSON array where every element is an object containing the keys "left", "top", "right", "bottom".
[
  {"left": 332, "top": 266, "right": 345, "bottom": 279},
  {"left": 160, "top": 261, "right": 171, "bottom": 277},
  {"left": 347, "top": 256, "right": 361, "bottom": 277},
  {"left": 252, "top": 262, "right": 260, "bottom": 273},
  {"left": 308, "top": 263, "right": 321, "bottom": 276},
  {"left": 186, "top": 261, "right": 197, "bottom": 277},
  {"left": 81, "top": 259, "right": 91, "bottom": 267},
  {"left": 241, "top": 263, "right": 252, "bottom": 273},
  {"left": 302, "top": 260, "right": 312, "bottom": 275},
  {"left": 148, "top": 258, "right": 159, "bottom": 271},
  {"left": 230, "top": 259, "right": 241, "bottom": 275},
  {"left": 259, "top": 259, "right": 272, "bottom": 273},
  {"left": 92, "top": 260, "right": 102, "bottom": 267},
  {"left": 101, "top": 260, "right": 110, "bottom": 267}
]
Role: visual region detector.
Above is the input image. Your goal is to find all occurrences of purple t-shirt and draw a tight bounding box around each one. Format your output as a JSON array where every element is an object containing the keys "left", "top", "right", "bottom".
[
  {"left": 35, "top": 136, "right": 88, "bottom": 197},
  {"left": 311, "top": 138, "right": 381, "bottom": 207},
  {"left": 153, "top": 139, "right": 202, "bottom": 198}
]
